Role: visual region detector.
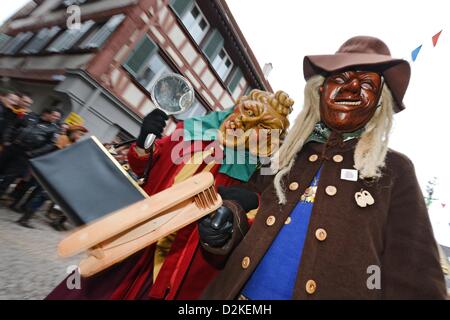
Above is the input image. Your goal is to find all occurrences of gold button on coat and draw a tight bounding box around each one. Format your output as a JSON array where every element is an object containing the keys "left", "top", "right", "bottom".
[
  {"left": 305, "top": 280, "right": 317, "bottom": 294},
  {"left": 285, "top": 217, "right": 292, "bottom": 224},
  {"left": 309, "top": 154, "right": 318, "bottom": 162},
  {"left": 289, "top": 182, "right": 299, "bottom": 191},
  {"left": 325, "top": 185, "right": 337, "bottom": 196},
  {"left": 315, "top": 228, "right": 327, "bottom": 241},
  {"left": 266, "top": 216, "right": 276, "bottom": 226},
  {"left": 333, "top": 154, "right": 343, "bottom": 163},
  {"left": 242, "top": 257, "right": 250, "bottom": 269}
]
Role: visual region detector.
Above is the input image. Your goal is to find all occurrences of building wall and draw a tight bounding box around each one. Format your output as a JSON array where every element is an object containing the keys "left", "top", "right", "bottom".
[
  {"left": 88, "top": 0, "right": 250, "bottom": 119},
  {"left": 0, "top": 0, "right": 267, "bottom": 142}
]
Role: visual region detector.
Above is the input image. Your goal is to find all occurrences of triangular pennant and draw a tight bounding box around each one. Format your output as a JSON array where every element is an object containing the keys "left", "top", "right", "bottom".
[
  {"left": 411, "top": 45, "right": 422, "bottom": 62},
  {"left": 432, "top": 30, "right": 442, "bottom": 47}
]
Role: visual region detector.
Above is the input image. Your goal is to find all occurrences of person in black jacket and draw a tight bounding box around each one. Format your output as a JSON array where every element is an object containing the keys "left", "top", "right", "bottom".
[
  {"left": 0, "top": 91, "right": 22, "bottom": 148},
  {"left": 0, "top": 108, "right": 61, "bottom": 196}
]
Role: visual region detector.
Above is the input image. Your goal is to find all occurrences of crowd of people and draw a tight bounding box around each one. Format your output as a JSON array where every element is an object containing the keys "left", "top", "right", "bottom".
[{"left": 0, "top": 89, "right": 88, "bottom": 229}]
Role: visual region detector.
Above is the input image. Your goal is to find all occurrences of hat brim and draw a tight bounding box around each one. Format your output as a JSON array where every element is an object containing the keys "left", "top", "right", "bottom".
[{"left": 303, "top": 53, "right": 411, "bottom": 113}]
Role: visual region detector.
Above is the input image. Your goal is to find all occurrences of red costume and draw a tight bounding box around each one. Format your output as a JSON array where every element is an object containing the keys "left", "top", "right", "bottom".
[
  {"left": 47, "top": 88, "right": 294, "bottom": 300},
  {"left": 47, "top": 122, "right": 243, "bottom": 300}
]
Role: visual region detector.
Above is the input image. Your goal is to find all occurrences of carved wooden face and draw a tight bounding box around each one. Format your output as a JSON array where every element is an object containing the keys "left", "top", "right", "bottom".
[
  {"left": 218, "top": 90, "right": 292, "bottom": 157},
  {"left": 319, "top": 70, "right": 383, "bottom": 132}
]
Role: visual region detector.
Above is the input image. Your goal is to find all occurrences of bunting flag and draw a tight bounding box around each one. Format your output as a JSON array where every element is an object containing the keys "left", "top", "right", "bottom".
[
  {"left": 410, "top": 30, "right": 443, "bottom": 62},
  {"left": 411, "top": 45, "right": 422, "bottom": 62},
  {"left": 432, "top": 30, "right": 442, "bottom": 47}
]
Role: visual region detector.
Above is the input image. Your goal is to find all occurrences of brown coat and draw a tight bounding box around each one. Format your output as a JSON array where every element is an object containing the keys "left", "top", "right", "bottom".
[{"left": 201, "top": 139, "right": 447, "bottom": 299}]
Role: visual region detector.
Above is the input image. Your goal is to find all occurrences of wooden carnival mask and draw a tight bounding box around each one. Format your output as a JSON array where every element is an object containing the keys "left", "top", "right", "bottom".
[
  {"left": 319, "top": 70, "right": 383, "bottom": 133},
  {"left": 218, "top": 90, "right": 294, "bottom": 157}
]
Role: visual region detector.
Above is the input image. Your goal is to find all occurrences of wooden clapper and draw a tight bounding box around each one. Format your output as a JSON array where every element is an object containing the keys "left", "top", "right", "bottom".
[
  {"left": 58, "top": 171, "right": 221, "bottom": 277},
  {"left": 30, "top": 137, "right": 222, "bottom": 277}
]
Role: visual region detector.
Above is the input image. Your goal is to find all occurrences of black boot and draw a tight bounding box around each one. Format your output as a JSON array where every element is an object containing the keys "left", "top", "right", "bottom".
[
  {"left": 16, "top": 209, "right": 35, "bottom": 229},
  {"left": 17, "top": 219, "right": 34, "bottom": 229}
]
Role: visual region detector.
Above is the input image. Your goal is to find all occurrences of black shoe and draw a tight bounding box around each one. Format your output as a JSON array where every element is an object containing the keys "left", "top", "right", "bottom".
[
  {"left": 10, "top": 205, "right": 24, "bottom": 214},
  {"left": 16, "top": 220, "right": 34, "bottom": 229},
  {"left": 49, "top": 221, "right": 67, "bottom": 231}
]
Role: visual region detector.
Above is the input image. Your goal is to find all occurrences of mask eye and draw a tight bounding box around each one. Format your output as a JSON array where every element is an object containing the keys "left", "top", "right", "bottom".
[
  {"left": 361, "top": 82, "right": 374, "bottom": 91},
  {"left": 333, "top": 76, "right": 345, "bottom": 84}
]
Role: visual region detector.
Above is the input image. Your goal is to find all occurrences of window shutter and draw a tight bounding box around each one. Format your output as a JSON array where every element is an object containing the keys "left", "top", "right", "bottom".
[
  {"left": 170, "top": 0, "right": 193, "bottom": 18},
  {"left": 47, "top": 20, "right": 95, "bottom": 52},
  {"left": 244, "top": 86, "right": 254, "bottom": 96},
  {"left": 0, "top": 34, "right": 11, "bottom": 53},
  {"left": 21, "top": 26, "right": 61, "bottom": 54},
  {"left": 1, "top": 32, "right": 33, "bottom": 55},
  {"left": 79, "top": 14, "right": 125, "bottom": 49},
  {"left": 202, "top": 29, "right": 224, "bottom": 62},
  {"left": 228, "top": 67, "right": 243, "bottom": 93},
  {"left": 123, "top": 36, "right": 157, "bottom": 77},
  {"left": 63, "top": 0, "right": 87, "bottom": 6}
]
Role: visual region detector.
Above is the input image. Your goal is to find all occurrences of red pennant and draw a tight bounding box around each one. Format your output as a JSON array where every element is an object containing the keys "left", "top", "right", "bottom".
[{"left": 432, "top": 30, "right": 442, "bottom": 47}]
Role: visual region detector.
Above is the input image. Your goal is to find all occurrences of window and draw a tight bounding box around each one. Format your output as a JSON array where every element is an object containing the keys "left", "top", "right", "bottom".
[
  {"left": 124, "top": 35, "right": 173, "bottom": 92},
  {"left": 174, "top": 97, "right": 207, "bottom": 120},
  {"left": 46, "top": 20, "right": 95, "bottom": 52},
  {"left": 79, "top": 14, "right": 125, "bottom": 49},
  {"left": 123, "top": 35, "right": 208, "bottom": 118},
  {"left": 0, "top": 33, "right": 11, "bottom": 49},
  {"left": 201, "top": 28, "right": 235, "bottom": 83},
  {"left": 170, "top": 0, "right": 193, "bottom": 18},
  {"left": 202, "top": 29, "right": 224, "bottom": 61},
  {"left": 0, "top": 32, "right": 33, "bottom": 55},
  {"left": 124, "top": 36, "right": 158, "bottom": 77},
  {"left": 138, "top": 54, "right": 172, "bottom": 91},
  {"left": 181, "top": 3, "right": 210, "bottom": 45},
  {"left": 21, "top": 26, "right": 61, "bottom": 54},
  {"left": 228, "top": 67, "right": 243, "bottom": 93},
  {"left": 212, "top": 48, "right": 233, "bottom": 81}
]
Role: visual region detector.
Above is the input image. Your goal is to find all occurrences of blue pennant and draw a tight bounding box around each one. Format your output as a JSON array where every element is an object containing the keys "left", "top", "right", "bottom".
[{"left": 411, "top": 45, "right": 422, "bottom": 62}]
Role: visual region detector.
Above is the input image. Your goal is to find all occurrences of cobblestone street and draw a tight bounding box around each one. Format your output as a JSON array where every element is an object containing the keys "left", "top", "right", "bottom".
[{"left": 0, "top": 207, "right": 80, "bottom": 300}]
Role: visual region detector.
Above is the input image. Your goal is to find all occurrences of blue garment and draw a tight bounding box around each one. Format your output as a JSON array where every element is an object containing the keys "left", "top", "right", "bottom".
[{"left": 241, "top": 169, "right": 322, "bottom": 300}]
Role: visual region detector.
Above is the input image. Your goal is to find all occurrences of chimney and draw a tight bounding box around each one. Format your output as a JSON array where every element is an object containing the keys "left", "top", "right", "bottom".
[{"left": 262, "top": 63, "right": 273, "bottom": 80}]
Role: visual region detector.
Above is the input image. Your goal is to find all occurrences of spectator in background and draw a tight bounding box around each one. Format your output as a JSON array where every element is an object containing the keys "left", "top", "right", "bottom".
[
  {"left": 0, "top": 108, "right": 61, "bottom": 197},
  {"left": 18, "top": 93, "right": 33, "bottom": 111},
  {"left": 2, "top": 93, "right": 38, "bottom": 150},
  {"left": 5, "top": 119, "right": 67, "bottom": 207},
  {"left": 0, "top": 91, "right": 22, "bottom": 148}
]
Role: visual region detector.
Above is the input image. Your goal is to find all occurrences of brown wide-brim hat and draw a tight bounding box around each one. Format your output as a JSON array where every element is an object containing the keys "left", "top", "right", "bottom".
[{"left": 303, "top": 36, "right": 411, "bottom": 113}]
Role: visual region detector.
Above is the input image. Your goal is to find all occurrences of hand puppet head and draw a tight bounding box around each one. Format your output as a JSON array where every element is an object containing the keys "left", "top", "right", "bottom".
[{"left": 218, "top": 89, "right": 294, "bottom": 157}]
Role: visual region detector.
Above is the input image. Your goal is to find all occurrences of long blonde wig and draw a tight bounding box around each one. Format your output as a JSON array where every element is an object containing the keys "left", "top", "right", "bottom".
[{"left": 272, "top": 75, "right": 395, "bottom": 204}]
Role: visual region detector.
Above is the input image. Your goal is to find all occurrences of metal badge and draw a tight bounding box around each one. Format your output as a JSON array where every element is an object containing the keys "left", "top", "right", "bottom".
[{"left": 341, "top": 169, "right": 358, "bottom": 181}]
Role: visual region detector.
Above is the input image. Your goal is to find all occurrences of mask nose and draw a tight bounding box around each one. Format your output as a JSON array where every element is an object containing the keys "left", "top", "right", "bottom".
[{"left": 342, "top": 78, "right": 361, "bottom": 95}]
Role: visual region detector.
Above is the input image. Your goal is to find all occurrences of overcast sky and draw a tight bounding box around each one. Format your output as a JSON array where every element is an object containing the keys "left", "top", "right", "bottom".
[
  {"left": 1, "top": 0, "right": 449, "bottom": 246},
  {"left": 226, "top": 0, "right": 450, "bottom": 246}
]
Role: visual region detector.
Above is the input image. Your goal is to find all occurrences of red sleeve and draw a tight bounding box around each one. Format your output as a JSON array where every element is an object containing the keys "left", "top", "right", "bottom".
[
  {"left": 127, "top": 122, "right": 184, "bottom": 176},
  {"left": 127, "top": 138, "right": 165, "bottom": 176}
]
